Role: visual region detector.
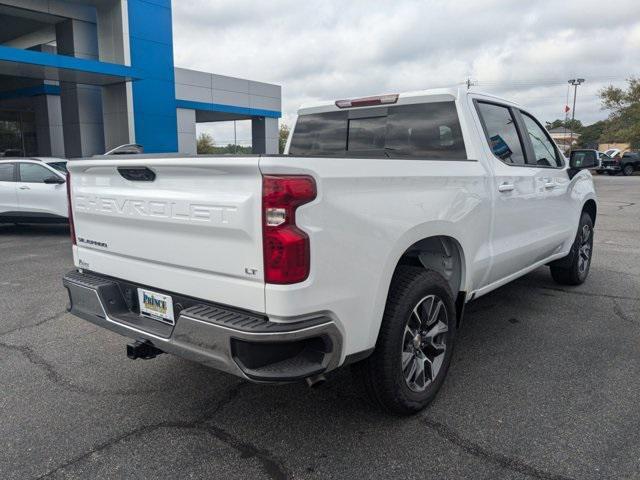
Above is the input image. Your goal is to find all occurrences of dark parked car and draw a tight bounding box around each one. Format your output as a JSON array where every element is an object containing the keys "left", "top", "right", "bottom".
[
  {"left": 598, "top": 151, "right": 640, "bottom": 176},
  {"left": 0, "top": 149, "right": 23, "bottom": 157}
]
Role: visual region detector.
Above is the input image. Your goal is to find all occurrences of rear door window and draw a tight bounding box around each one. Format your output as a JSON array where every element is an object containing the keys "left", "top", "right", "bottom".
[
  {"left": 0, "top": 162, "right": 15, "bottom": 182},
  {"left": 289, "top": 101, "right": 467, "bottom": 159},
  {"left": 476, "top": 102, "right": 526, "bottom": 166}
]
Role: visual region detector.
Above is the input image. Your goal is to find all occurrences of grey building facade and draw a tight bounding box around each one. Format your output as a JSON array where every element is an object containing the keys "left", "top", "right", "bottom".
[{"left": 0, "top": 0, "right": 281, "bottom": 158}]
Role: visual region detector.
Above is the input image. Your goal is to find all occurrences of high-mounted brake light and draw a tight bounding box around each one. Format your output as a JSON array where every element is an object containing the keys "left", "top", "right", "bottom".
[
  {"left": 66, "top": 172, "right": 76, "bottom": 245},
  {"left": 262, "top": 175, "right": 316, "bottom": 284},
  {"left": 335, "top": 94, "right": 399, "bottom": 109}
]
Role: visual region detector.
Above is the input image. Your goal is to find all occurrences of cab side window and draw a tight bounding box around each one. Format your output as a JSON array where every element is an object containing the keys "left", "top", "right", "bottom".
[
  {"left": 19, "top": 163, "right": 55, "bottom": 183},
  {"left": 521, "top": 112, "right": 562, "bottom": 167},
  {"left": 476, "top": 102, "right": 526, "bottom": 166},
  {"left": 0, "top": 163, "right": 15, "bottom": 182}
]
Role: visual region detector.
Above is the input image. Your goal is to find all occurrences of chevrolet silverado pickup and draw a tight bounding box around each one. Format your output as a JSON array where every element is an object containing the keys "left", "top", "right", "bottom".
[{"left": 63, "top": 88, "right": 597, "bottom": 414}]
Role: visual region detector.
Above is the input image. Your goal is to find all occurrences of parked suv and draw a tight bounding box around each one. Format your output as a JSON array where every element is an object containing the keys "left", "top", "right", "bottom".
[
  {"left": 62, "top": 88, "right": 597, "bottom": 414},
  {"left": 0, "top": 158, "right": 68, "bottom": 224}
]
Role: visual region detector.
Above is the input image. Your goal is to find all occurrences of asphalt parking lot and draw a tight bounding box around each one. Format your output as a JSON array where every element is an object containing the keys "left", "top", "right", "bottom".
[{"left": 1, "top": 175, "right": 639, "bottom": 480}]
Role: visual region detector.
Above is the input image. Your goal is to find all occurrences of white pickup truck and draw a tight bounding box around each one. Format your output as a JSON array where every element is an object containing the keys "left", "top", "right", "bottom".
[{"left": 63, "top": 88, "right": 597, "bottom": 414}]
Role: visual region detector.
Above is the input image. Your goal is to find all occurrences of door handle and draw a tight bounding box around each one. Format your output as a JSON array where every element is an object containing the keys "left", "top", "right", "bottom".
[
  {"left": 19, "top": 185, "right": 30, "bottom": 190},
  {"left": 544, "top": 182, "right": 556, "bottom": 190},
  {"left": 498, "top": 183, "right": 514, "bottom": 192}
]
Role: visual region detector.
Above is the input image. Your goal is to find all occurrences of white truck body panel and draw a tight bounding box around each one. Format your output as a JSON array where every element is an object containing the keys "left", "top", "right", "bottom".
[
  {"left": 260, "top": 155, "right": 493, "bottom": 354},
  {"left": 66, "top": 87, "right": 597, "bottom": 369},
  {"left": 69, "top": 157, "right": 265, "bottom": 312}
]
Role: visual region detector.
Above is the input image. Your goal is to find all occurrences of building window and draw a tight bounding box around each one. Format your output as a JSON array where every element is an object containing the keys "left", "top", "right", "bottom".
[{"left": 0, "top": 110, "right": 37, "bottom": 157}]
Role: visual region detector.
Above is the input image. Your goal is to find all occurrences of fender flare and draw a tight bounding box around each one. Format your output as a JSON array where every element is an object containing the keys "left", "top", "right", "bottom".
[{"left": 365, "top": 222, "right": 470, "bottom": 347}]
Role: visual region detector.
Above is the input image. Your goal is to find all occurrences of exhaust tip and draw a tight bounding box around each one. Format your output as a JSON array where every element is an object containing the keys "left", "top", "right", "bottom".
[{"left": 305, "top": 374, "right": 327, "bottom": 388}]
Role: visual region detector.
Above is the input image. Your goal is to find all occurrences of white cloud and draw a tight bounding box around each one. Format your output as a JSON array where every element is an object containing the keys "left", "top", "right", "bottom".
[{"left": 173, "top": 0, "right": 640, "bottom": 141}]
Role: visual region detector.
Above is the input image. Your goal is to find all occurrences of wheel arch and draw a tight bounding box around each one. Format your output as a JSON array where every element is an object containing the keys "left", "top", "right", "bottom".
[
  {"left": 383, "top": 235, "right": 468, "bottom": 332},
  {"left": 396, "top": 235, "right": 466, "bottom": 298},
  {"left": 582, "top": 199, "right": 597, "bottom": 225}
]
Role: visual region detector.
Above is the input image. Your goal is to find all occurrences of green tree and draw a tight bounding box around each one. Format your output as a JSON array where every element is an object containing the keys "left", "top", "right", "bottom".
[
  {"left": 196, "top": 133, "right": 253, "bottom": 154},
  {"left": 197, "top": 132, "right": 216, "bottom": 154},
  {"left": 545, "top": 118, "right": 583, "bottom": 132},
  {"left": 598, "top": 77, "right": 640, "bottom": 148},
  {"left": 216, "top": 144, "right": 252, "bottom": 154},
  {"left": 279, "top": 123, "right": 290, "bottom": 154},
  {"left": 600, "top": 78, "right": 640, "bottom": 110},
  {"left": 577, "top": 121, "right": 606, "bottom": 149},
  {"left": 546, "top": 119, "right": 563, "bottom": 130}
]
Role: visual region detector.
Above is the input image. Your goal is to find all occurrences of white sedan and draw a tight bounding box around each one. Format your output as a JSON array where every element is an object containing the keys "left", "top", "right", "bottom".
[{"left": 0, "top": 158, "right": 68, "bottom": 224}]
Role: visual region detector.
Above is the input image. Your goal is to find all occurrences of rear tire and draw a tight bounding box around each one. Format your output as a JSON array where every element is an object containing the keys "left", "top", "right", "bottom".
[
  {"left": 353, "top": 266, "right": 457, "bottom": 415},
  {"left": 550, "top": 212, "right": 594, "bottom": 285}
]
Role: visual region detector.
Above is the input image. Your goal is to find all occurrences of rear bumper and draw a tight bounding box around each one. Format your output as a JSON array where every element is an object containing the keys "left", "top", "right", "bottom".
[{"left": 63, "top": 270, "right": 342, "bottom": 382}]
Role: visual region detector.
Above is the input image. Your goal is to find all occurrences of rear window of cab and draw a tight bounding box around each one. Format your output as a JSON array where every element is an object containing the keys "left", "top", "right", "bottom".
[{"left": 289, "top": 102, "right": 467, "bottom": 160}]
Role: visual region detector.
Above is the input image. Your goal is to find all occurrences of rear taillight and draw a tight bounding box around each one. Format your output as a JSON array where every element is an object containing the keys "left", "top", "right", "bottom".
[
  {"left": 66, "top": 173, "right": 76, "bottom": 245},
  {"left": 262, "top": 175, "right": 316, "bottom": 284}
]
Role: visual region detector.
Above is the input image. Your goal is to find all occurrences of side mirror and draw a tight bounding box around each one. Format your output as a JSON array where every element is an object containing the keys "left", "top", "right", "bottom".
[
  {"left": 43, "top": 176, "right": 65, "bottom": 184},
  {"left": 569, "top": 150, "right": 597, "bottom": 170}
]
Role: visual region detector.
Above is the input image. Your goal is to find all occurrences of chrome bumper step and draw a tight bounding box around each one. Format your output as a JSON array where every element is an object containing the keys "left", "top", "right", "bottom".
[{"left": 62, "top": 270, "right": 342, "bottom": 382}]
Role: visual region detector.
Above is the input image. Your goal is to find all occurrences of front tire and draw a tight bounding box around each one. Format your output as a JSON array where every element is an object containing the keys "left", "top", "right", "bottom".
[
  {"left": 622, "top": 164, "right": 634, "bottom": 176},
  {"left": 353, "top": 266, "right": 457, "bottom": 415},
  {"left": 550, "top": 212, "right": 594, "bottom": 285}
]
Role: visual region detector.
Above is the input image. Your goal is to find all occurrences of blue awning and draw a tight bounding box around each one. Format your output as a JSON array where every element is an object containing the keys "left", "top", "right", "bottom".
[
  {"left": 0, "top": 46, "right": 139, "bottom": 86},
  {"left": 175, "top": 99, "right": 281, "bottom": 119}
]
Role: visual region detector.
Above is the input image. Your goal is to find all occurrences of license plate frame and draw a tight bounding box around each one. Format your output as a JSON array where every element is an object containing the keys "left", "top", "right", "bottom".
[{"left": 137, "top": 288, "right": 175, "bottom": 325}]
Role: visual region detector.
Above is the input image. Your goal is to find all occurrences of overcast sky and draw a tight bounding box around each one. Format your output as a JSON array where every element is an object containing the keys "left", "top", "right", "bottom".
[{"left": 171, "top": 0, "right": 640, "bottom": 145}]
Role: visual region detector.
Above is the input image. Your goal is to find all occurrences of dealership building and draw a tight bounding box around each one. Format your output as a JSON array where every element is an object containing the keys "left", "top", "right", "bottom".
[{"left": 0, "top": 0, "right": 281, "bottom": 158}]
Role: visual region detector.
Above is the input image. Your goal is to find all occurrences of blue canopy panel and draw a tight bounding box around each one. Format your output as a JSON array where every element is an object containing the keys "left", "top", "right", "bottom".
[
  {"left": 176, "top": 99, "right": 281, "bottom": 121},
  {"left": 0, "top": 45, "right": 139, "bottom": 85}
]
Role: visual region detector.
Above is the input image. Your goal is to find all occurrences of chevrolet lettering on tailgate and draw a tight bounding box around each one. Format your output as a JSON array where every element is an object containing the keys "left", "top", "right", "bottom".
[{"left": 74, "top": 195, "right": 238, "bottom": 224}]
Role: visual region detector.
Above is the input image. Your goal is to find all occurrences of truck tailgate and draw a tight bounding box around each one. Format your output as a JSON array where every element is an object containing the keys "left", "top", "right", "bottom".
[{"left": 67, "top": 156, "right": 265, "bottom": 312}]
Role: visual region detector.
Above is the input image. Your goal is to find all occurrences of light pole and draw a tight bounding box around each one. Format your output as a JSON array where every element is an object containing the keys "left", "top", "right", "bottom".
[{"left": 567, "top": 78, "right": 585, "bottom": 147}]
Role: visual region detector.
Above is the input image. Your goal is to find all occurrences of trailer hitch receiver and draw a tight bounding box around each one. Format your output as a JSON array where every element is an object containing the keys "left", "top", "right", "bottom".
[{"left": 127, "top": 339, "right": 163, "bottom": 360}]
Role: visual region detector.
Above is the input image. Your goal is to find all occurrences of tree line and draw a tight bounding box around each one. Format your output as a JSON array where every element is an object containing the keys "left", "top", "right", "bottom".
[{"left": 196, "top": 124, "right": 291, "bottom": 154}]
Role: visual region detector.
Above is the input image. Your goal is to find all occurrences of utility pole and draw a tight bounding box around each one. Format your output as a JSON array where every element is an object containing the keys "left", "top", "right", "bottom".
[
  {"left": 563, "top": 84, "right": 570, "bottom": 141},
  {"left": 567, "top": 78, "right": 585, "bottom": 147}
]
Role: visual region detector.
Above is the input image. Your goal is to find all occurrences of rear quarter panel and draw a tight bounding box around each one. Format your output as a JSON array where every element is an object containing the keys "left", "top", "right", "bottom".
[{"left": 260, "top": 156, "right": 492, "bottom": 357}]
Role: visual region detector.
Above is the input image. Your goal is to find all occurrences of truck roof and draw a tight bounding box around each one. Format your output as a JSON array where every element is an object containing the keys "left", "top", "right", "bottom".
[{"left": 297, "top": 87, "right": 521, "bottom": 115}]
